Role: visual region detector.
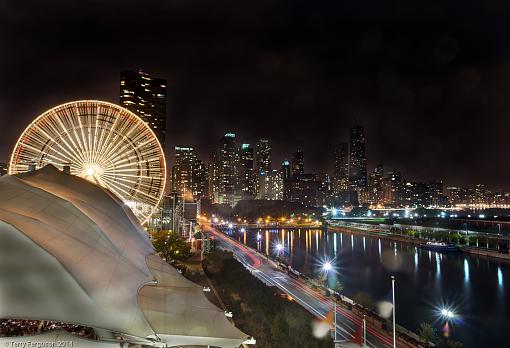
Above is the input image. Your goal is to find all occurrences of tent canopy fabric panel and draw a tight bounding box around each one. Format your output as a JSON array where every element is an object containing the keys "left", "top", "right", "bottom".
[{"left": 0, "top": 165, "right": 250, "bottom": 347}]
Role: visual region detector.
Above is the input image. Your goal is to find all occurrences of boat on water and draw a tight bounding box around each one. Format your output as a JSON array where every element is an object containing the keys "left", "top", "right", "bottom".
[{"left": 421, "top": 241, "right": 459, "bottom": 252}]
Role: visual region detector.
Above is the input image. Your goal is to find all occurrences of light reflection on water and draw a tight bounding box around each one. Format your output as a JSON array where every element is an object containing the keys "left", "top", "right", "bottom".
[
  {"left": 228, "top": 227, "right": 509, "bottom": 347},
  {"left": 464, "top": 258, "right": 470, "bottom": 283}
]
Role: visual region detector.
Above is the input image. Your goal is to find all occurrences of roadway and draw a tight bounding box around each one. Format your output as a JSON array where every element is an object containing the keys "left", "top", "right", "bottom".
[{"left": 203, "top": 225, "right": 395, "bottom": 348}]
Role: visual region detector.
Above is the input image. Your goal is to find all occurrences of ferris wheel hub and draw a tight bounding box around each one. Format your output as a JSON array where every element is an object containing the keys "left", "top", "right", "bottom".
[{"left": 86, "top": 166, "right": 95, "bottom": 176}]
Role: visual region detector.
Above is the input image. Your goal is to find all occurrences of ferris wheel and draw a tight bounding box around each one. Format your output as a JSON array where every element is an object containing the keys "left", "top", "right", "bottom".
[{"left": 9, "top": 100, "right": 167, "bottom": 224}]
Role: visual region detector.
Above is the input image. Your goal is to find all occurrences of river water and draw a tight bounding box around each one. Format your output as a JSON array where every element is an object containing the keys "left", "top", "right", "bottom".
[{"left": 227, "top": 227, "right": 510, "bottom": 346}]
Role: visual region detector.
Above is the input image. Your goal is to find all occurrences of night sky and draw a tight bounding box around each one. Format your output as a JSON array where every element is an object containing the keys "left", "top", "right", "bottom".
[{"left": 1, "top": 1, "right": 510, "bottom": 188}]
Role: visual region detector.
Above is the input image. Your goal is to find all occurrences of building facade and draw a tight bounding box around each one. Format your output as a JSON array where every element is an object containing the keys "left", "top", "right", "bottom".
[
  {"left": 368, "top": 164, "right": 384, "bottom": 206},
  {"left": 332, "top": 143, "right": 349, "bottom": 195},
  {"left": 383, "top": 170, "right": 402, "bottom": 207},
  {"left": 348, "top": 125, "right": 368, "bottom": 190},
  {"left": 291, "top": 150, "right": 304, "bottom": 177},
  {"left": 217, "top": 133, "right": 239, "bottom": 206},
  {"left": 120, "top": 69, "right": 167, "bottom": 149},
  {"left": 284, "top": 174, "right": 319, "bottom": 207},
  {"left": 239, "top": 144, "right": 255, "bottom": 199}
]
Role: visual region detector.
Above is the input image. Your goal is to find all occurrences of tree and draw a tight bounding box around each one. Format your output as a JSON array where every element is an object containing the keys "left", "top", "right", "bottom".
[
  {"left": 353, "top": 292, "right": 375, "bottom": 310},
  {"left": 332, "top": 280, "right": 344, "bottom": 294},
  {"left": 418, "top": 322, "right": 439, "bottom": 347},
  {"left": 444, "top": 339, "right": 464, "bottom": 348},
  {"left": 152, "top": 230, "right": 191, "bottom": 261}
]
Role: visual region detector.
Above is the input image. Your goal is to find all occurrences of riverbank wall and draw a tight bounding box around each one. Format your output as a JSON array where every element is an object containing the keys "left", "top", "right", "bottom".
[{"left": 329, "top": 225, "right": 510, "bottom": 262}]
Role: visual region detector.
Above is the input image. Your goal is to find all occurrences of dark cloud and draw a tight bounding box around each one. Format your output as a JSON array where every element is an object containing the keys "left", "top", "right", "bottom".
[{"left": 2, "top": 0, "right": 510, "bottom": 188}]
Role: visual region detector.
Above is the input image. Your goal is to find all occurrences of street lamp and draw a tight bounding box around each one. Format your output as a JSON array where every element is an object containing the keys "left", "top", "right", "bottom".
[
  {"left": 391, "top": 275, "right": 396, "bottom": 348},
  {"left": 322, "top": 261, "right": 333, "bottom": 273},
  {"left": 275, "top": 243, "right": 283, "bottom": 257},
  {"left": 440, "top": 308, "right": 455, "bottom": 321}
]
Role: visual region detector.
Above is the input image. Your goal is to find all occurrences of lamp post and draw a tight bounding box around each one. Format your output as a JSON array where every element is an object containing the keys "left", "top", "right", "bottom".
[
  {"left": 363, "top": 314, "right": 367, "bottom": 348},
  {"left": 391, "top": 275, "right": 396, "bottom": 348},
  {"left": 439, "top": 308, "right": 455, "bottom": 340},
  {"left": 334, "top": 301, "right": 337, "bottom": 341},
  {"left": 322, "top": 261, "right": 332, "bottom": 289}
]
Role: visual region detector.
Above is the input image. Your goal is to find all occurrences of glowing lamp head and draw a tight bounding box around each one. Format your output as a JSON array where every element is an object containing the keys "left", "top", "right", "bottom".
[
  {"left": 440, "top": 308, "right": 455, "bottom": 319},
  {"left": 86, "top": 166, "right": 95, "bottom": 176},
  {"left": 276, "top": 243, "right": 283, "bottom": 251},
  {"left": 323, "top": 262, "right": 333, "bottom": 272}
]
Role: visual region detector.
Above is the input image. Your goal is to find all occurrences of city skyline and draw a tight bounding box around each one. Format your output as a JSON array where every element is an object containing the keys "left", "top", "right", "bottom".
[{"left": 2, "top": 1, "right": 510, "bottom": 189}]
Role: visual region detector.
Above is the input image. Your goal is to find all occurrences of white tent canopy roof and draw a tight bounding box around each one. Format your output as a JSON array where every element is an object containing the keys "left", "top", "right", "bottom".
[{"left": 0, "top": 165, "right": 249, "bottom": 347}]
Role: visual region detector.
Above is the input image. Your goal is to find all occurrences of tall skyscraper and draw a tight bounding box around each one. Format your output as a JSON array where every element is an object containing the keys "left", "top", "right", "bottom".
[
  {"left": 239, "top": 144, "right": 255, "bottom": 199},
  {"left": 332, "top": 143, "right": 349, "bottom": 194},
  {"left": 257, "top": 169, "right": 284, "bottom": 200},
  {"left": 281, "top": 160, "right": 291, "bottom": 180},
  {"left": 291, "top": 150, "right": 304, "bottom": 176},
  {"left": 171, "top": 146, "right": 195, "bottom": 198},
  {"left": 191, "top": 158, "right": 209, "bottom": 200},
  {"left": 348, "top": 126, "right": 368, "bottom": 190},
  {"left": 368, "top": 164, "right": 384, "bottom": 206},
  {"left": 217, "top": 133, "right": 239, "bottom": 206},
  {"left": 120, "top": 69, "right": 167, "bottom": 148},
  {"left": 402, "top": 181, "right": 429, "bottom": 208},
  {"left": 428, "top": 181, "right": 445, "bottom": 207},
  {"left": 284, "top": 174, "right": 319, "bottom": 207},
  {"left": 171, "top": 146, "right": 208, "bottom": 201},
  {"left": 255, "top": 139, "right": 271, "bottom": 174},
  {"left": 383, "top": 170, "right": 402, "bottom": 207}
]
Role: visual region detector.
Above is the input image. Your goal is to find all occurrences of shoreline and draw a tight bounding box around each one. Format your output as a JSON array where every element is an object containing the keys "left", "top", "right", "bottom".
[{"left": 328, "top": 225, "right": 510, "bottom": 262}]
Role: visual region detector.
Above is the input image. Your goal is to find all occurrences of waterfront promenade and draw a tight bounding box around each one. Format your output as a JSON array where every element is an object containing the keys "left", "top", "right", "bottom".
[{"left": 204, "top": 224, "right": 425, "bottom": 348}]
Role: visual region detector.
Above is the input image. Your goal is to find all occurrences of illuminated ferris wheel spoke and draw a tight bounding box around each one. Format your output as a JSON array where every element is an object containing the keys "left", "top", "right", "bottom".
[
  {"left": 21, "top": 142, "right": 74, "bottom": 167},
  {"left": 103, "top": 175, "right": 159, "bottom": 201},
  {"left": 52, "top": 115, "right": 88, "bottom": 164},
  {"left": 95, "top": 117, "right": 118, "bottom": 163},
  {"left": 108, "top": 139, "right": 152, "bottom": 166},
  {"left": 102, "top": 127, "right": 138, "bottom": 162},
  {"left": 101, "top": 173, "right": 159, "bottom": 193},
  {"left": 76, "top": 110, "right": 92, "bottom": 164},
  {"left": 32, "top": 124, "right": 84, "bottom": 165},
  {"left": 9, "top": 101, "right": 166, "bottom": 224}
]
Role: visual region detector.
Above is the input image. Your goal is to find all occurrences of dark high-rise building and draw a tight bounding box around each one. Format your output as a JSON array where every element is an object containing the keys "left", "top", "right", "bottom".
[
  {"left": 402, "top": 181, "right": 430, "bottom": 208},
  {"left": 192, "top": 158, "right": 209, "bottom": 200},
  {"left": 348, "top": 126, "right": 368, "bottom": 190},
  {"left": 208, "top": 152, "right": 220, "bottom": 202},
  {"left": 217, "top": 133, "right": 239, "bottom": 206},
  {"left": 291, "top": 150, "right": 304, "bottom": 176},
  {"left": 383, "top": 170, "right": 402, "bottom": 207},
  {"left": 0, "top": 163, "right": 8, "bottom": 176},
  {"left": 120, "top": 69, "right": 167, "bottom": 148},
  {"left": 172, "top": 146, "right": 195, "bottom": 198},
  {"left": 240, "top": 144, "right": 255, "bottom": 199},
  {"left": 317, "top": 172, "right": 332, "bottom": 206},
  {"left": 368, "top": 164, "right": 384, "bottom": 206},
  {"left": 473, "top": 184, "right": 490, "bottom": 205},
  {"left": 332, "top": 143, "right": 349, "bottom": 194},
  {"left": 171, "top": 146, "right": 207, "bottom": 201},
  {"left": 255, "top": 139, "right": 271, "bottom": 174},
  {"left": 284, "top": 174, "right": 319, "bottom": 207},
  {"left": 428, "top": 181, "right": 445, "bottom": 207},
  {"left": 446, "top": 186, "right": 466, "bottom": 206},
  {"left": 281, "top": 160, "right": 291, "bottom": 180},
  {"left": 257, "top": 169, "right": 284, "bottom": 200}
]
